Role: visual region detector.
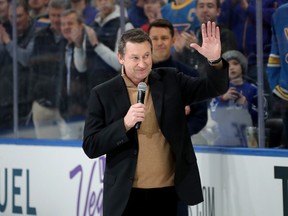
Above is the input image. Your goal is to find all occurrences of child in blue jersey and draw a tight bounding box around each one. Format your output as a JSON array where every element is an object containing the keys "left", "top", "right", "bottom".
[{"left": 209, "top": 50, "right": 267, "bottom": 146}]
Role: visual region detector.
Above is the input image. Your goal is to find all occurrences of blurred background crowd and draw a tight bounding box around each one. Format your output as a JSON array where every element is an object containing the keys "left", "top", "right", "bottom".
[{"left": 0, "top": 0, "right": 287, "bottom": 148}]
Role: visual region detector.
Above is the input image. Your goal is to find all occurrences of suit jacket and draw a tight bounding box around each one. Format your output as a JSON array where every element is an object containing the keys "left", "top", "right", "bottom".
[{"left": 83, "top": 63, "right": 228, "bottom": 216}]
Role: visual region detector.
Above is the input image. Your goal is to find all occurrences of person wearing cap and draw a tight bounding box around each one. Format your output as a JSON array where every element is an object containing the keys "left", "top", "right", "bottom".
[{"left": 208, "top": 50, "right": 267, "bottom": 146}]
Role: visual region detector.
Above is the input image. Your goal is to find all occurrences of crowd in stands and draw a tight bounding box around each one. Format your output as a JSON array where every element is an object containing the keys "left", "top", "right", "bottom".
[{"left": 0, "top": 0, "right": 287, "bottom": 147}]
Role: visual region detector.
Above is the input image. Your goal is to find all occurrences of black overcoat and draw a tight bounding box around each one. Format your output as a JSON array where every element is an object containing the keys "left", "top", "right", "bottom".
[{"left": 83, "top": 63, "right": 228, "bottom": 216}]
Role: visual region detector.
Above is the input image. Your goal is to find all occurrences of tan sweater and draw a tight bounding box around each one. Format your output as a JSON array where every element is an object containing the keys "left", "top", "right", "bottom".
[{"left": 122, "top": 74, "right": 175, "bottom": 188}]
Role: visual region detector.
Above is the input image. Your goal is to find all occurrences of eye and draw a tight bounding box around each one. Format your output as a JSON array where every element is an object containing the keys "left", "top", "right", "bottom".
[{"left": 143, "top": 53, "right": 150, "bottom": 59}]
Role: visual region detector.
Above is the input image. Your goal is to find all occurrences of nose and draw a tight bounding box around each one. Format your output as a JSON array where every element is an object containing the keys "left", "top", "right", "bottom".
[
  {"left": 203, "top": 5, "right": 209, "bottom": 11},
  {"left": 157, "top": 39, "right": 164, "bottom": 46},
  {"left": 138, "top": 58, "right": 147, "bottom": 68}
]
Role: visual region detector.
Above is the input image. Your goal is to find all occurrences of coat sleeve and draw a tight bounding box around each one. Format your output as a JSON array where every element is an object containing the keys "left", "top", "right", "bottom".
[{"left": 82, "top": 88, "right": 130, "bottom": 159}]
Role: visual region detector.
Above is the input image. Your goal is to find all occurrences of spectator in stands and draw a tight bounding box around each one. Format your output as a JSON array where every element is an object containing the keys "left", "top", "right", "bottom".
[
  {"left": 148, "top": 19, "right": 207, "bottom": 136},
  {"left": 29, "top": 0, "right": 48, "bottom": 19},
  {"left": 208, "top": 50, "right": 267, "bottom": 146},
  {"left": 0, "top": 0, "right": 35, "bottom": 130},
  {"left": 71, "top": 0, "right": 97, "bottom": 25},
  {"left": 30, "top": 6, "right": 88, "bottom": 139},
  {"left": 59, "top": 0, "right": 133, "bottom": 97},
  {"left": 173, "top": 0, "right": 237, "bottom": 75},
  {"left": 80, "top": 0, "right": 134, "bottom": 89},
  {"left": 140, "top": 0, "right": 164, "bottom": 32},
  {"left": 0, "top": 0, "right": 9, "bottom": 26},
  {"left": 0, "top": 0, "right": 11, "bottom": 39},
  {"left": 28, "top": 0, "right": 50, "bottom": 29},
  {"left": 30, "top": 0, "right": 67, "bottom": 139},
  {"left": 266, "top": 2, "right": 288, "bottom": 147},
  {"left": 218, "top": 0, "right": 276, "bottom": 109},
  {"left": 148, "top": 18, "right": 208, "bottom": 216},
  {"left": 128, "top": 0, "right": 148, "bottom": 28}
]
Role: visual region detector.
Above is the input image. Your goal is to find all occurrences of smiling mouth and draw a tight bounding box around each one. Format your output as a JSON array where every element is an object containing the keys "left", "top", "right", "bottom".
[{"left": 156, "top": 47, "right": 166, "bottom": 51}]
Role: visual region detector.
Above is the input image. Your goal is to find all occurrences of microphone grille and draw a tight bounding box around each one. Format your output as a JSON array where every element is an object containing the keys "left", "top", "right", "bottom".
[{"left": 138, "top": 82, "right": 147, "bottom": 92}]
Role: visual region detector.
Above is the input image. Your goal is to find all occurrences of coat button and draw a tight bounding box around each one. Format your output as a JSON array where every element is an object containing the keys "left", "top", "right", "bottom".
[{"left": 116, "top": 140, "right": 123, "bottom": 146}]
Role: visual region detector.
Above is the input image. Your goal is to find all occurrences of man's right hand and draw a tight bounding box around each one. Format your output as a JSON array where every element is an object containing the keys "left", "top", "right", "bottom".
[{"left": 124, "top": 103, "right": 145, "bottom": 131}]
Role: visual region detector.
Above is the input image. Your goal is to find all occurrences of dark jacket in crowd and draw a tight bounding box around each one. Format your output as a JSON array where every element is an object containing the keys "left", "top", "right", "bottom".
[
  {"left": 0, "top": 21, "right": 35, "bottom": 129},
  {"left": 30, "top": 24, "right": 88, "bottom": 118}
]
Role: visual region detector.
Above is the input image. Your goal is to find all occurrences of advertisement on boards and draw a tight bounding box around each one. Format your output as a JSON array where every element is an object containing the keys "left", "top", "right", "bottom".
[{"left": 1, "top": 142, "right": 288, "bottom": 216}]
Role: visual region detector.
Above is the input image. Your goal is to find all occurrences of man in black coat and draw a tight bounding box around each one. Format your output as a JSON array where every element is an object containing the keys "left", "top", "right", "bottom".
[{"left": 82, "top": 21, "right": 228, "bottom": 216}]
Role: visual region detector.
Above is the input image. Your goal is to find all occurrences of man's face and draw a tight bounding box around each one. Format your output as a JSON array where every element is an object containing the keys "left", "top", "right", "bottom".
[
  {"left": 149, "top": 26, "right": 174, "bottom": 63},
  {"left": 118, "top": 41, "right": 153, "bottom": 85},
  {"left": 8, "top": 5, "right": 29, "bottom": 34},
  {"left": 228, "top": 59, "right": 243, "bottom": 81},
  {"left": 0, "top": 0, "right": 9, "bottom": 20},
  {"left": 60, "top": 13, "right": 83, "bottom": 42},
  {"left": 94, "top": 0, "right": 114, "bottom": 18},
  {"left": 196, "top": 0, "right": 220, "bottom": 23},
  {"left": 49, "top": 7, "right": 64, "bottom": 33}
]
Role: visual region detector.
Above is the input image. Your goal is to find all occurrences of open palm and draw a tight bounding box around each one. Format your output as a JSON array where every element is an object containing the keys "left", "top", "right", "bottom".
[{"left": 190, "top": 21, "right": 221, "bottom": 61}]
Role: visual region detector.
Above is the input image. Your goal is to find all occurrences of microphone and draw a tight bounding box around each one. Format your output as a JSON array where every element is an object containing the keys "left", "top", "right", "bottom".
[{"left": 135, "top": 82, "right": 147, "bottom": 129}]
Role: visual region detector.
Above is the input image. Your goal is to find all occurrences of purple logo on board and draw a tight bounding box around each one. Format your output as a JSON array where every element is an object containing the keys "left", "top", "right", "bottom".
[{"left": 70, "top": 156, "right": 105, "bottom": 216}]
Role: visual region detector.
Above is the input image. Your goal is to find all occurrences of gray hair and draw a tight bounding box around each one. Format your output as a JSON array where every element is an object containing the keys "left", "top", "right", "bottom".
[{"left": 118, "top": 28, "right": 153, "bottom": 56}]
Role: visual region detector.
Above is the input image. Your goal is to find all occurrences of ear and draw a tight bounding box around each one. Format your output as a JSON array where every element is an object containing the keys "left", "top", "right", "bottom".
[
  {"left": 172, "top": 36, "right": 176, "bottom": 44},
  {"left": 217, "top": 8, "right": 221, "bottom": 17},
  {"left": 118, "top": 53, "right": 124, "bottom": 64}
]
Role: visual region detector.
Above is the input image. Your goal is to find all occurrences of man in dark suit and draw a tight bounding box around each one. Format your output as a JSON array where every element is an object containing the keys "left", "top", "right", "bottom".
[{"left": 82, "top": 21, "right": 228, "bottom": 216}]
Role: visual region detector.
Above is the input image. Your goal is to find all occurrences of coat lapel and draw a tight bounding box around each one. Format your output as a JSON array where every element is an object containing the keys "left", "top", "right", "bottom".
[
  {"left": 112, "top": 76, "right": 131, "bottom": 115},
  {"left": 149, "top": 72, "right": 164, "bottom": 125}
]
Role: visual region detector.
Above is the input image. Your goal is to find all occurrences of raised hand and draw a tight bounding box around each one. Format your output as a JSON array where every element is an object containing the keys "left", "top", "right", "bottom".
[
  {"left": 0, "top": 24, "right": 10, "bottom": 44},
  {"left": 190, "top": 21, "right": 221, "bottom": 61},
  {"left": 85, "top": 25, "right": 99, "bottom": 47},
  {"left": 70, "top": 24, "right": 84, "bottom": 48},
  {"left": 174, "top": 30, "right": 198, "bottom": 53}
]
